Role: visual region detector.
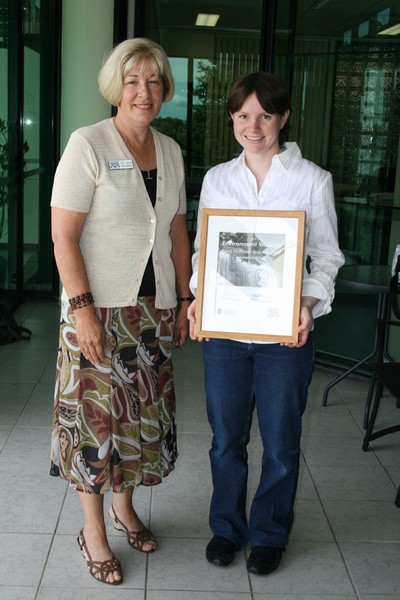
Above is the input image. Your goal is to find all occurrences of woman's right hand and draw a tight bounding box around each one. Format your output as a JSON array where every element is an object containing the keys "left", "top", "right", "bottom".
[
  {"left": 187, "top": 299, "right": 209, "bottom": 342},
  {"left": 74, "top": 305, "right": 105, "bottom": 364}
]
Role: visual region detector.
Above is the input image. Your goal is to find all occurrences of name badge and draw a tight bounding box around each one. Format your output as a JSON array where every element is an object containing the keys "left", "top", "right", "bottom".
[{"left": 108, "top": 159, "right": 134, "bottom": 170}]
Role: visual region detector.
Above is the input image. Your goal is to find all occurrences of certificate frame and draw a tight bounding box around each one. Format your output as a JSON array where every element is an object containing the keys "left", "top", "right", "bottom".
[{"left": 194, "top": 208, "right": 306, "bottom": 342}]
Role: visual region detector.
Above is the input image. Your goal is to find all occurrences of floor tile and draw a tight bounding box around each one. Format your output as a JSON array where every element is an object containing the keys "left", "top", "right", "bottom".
[
  {"left": 0, "top": 451, "right": 65, "bottom": 492},
  {"left": 41, "top": 534, "right": 147, "bottom": 589},
  {"left": 252, "top": 595, "right": 356, "bottom": 600},
  {"left": 3, "top": 426, "right": 51, "bottom": 455},
  {"left": 56, "top": 487, "right": 151, "bottom": 535},
  {"left": 151, "top": 493, "right": 211, "bottom": 538},
  {"left": 152, "top": 460, "right": 212, "bottom": 499},
  {"left": 0, "top": 427, "right": 11, "bottom": 451},
  {"left": 0, "top": 381, "right": 35, "bottom": 403},
  {"left": 16, "top": 385, "right": 55, "bottom": 427},
  {"left": 0, "top": 489, "right": 66, "bottom": 533},
  {"left": 290, "top": 463, "right": 319, "bottom": 500},
  {"left": 177, "top": 431, "right": 212, "bottom": 462},
  {"left": 340, "top": 541, "right": 400, "bottom": 595},
  {"left": 385, "top": 465, "right": 400, "bottom": 494},
  {"left": 301, "top": 434, "right": 380, "bottom": 467},
  {"left": 148, "top": 593, "right": 252, "bottom": 600},
  {"left": 0, "top": 588, "right": 37, "bottom": 600},
  {"left": 323, "top": 499, "right": 400, "bottom": 542},
  {"left": 249, "top": 541, "right": 354, "bottom": 595},
  {"left": 38, "top": 588, "right": 145, "bottom": 599},
  {"left": 0, "top": 382, "right": 34, "bottom": 427},
  {"left": 302, "top": 406, "right": 362, "bottom": 439},
  {"left": 360, "top": 596, "right": 400, "bottom": 600},
  {"left": 0, "top": 533, "right": 51, "bottom": 586},
  {"left": 308, "top": 463, "right": 397, "bottom": 502},
  {"left": 290, "top": 499, "right": 334, "bottom": 542},
  {"left": 367, "top": 436, "right": 400, "bottom": 467},
  {"left": 147, "top": 537, "right": 250, "bottom": 593}
]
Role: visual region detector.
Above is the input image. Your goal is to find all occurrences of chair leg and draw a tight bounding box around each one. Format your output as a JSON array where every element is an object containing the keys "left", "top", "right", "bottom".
[
  {"left": 363, "top": 372, "right": 378, "bottom": 429},
  {"left": 362, "top": 378, "right": 384, "bottom": 451},
  {"left": 395, "top": 484, "right": 400, "bottom": 508}
]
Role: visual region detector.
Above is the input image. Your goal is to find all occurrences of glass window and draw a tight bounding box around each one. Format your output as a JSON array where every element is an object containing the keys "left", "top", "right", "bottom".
[
  {"left": 274, "top": 0, "right": 400, "bottom": 268},
  {"left": 139, "top": 0, "right": 265, "bottom": 237},
  {"left": 138, "top": 0, "right": 400, "bottom": 365},
  {"left": 278, "top": 0, "right": 400, "bottom": 364}
]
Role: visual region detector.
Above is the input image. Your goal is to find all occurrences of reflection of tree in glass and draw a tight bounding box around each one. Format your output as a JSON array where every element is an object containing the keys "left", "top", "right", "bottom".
[
  {"left": 154, "top": 60, "right": 248, "bottom": 179},
  {"left": 217, "top": 232, "right": 285, "bottom": 288}
]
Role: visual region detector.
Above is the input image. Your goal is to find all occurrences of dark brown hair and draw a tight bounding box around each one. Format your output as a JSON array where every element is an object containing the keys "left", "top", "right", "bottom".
[{"left": 227, "top": 72, "right": 291, "bottom": 144}]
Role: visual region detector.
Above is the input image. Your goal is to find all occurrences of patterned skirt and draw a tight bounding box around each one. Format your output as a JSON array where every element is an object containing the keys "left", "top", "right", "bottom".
[{"left": 50, "top": 296, "right": 177, "bottom": 493}]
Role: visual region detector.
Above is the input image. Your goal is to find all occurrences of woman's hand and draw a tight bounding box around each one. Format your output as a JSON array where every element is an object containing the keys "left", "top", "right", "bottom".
[
  {"left": 172, "top": 304, "right": 189, "bottom": 348},
  {"left": 74, "top": 306, "right": 105, "bottom": 364},
  {"left": 281, "top": 298, "right": 317, "bottom": 349},
  {"left": 187, "top": 300, "right": 210, "bottom": 342}
]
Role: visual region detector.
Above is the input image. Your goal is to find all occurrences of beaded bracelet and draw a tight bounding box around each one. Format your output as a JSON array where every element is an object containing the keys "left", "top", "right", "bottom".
[
  {"left": 178, "top": 296, "right": 194, "bottom": 302},
  {"left": 69, "top": 292, "right": 94, "bottom": 311}
]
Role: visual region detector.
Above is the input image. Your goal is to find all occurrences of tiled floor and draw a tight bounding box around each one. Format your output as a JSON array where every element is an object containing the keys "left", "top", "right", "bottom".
[{"left": 0, "top": 299, "right": 399, "bottom": 600}]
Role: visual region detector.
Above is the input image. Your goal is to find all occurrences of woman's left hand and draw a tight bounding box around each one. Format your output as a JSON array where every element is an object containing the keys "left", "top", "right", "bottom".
[
  {"left": 172, "top": 304, "right": 189, "bottom": 348},
  {"left": 281, "top": 304, "right": 314, "bottom": 349}
]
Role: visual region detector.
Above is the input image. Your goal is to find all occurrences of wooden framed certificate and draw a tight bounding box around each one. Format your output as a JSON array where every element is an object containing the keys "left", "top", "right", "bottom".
[{"left": 194, "top": 209, "right": 306, "bottom": 343}]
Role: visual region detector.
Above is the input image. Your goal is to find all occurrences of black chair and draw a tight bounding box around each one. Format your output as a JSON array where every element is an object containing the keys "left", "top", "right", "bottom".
[{"left": 362, "top": 271, "right": 400, "bottom": 507}]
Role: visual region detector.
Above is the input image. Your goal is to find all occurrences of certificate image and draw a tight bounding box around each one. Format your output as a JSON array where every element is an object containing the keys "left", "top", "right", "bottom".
[
  {"left": 195, "top": 209, "right": 305, "bottom": 342},
  {"left": 217, "top": 232, "right": 285, "bottom": 288}
]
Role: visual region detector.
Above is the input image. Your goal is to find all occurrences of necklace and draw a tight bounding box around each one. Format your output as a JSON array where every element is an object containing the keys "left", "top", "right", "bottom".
[
  {"left": 115, "top": 122, "right": 155, "bottom": 180},
  {"left": 124, "top": 137, "right": 153, "bottom": 180}
]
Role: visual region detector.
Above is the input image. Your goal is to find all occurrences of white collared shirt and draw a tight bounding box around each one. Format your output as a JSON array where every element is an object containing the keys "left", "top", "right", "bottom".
[{"left": 190, "top": 142, "right": 345, "bottom": 319}]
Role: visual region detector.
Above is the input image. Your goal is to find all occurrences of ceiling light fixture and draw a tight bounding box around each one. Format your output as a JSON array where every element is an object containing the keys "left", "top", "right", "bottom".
[
  {"left": 313, "top": 0, "right": 331, "bottom": 10},
  {"left": 378, "top": 22, "right": 400, "bottom": 35},
  {"left": 195, "top": 13, "right": 220, "bottom": 27}
]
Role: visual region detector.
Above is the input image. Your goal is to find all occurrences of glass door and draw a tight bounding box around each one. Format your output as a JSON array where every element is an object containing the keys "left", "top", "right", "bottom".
[
  {"left": 0, "top": 0, "right": 61, "bottom": 308},
  {"left": 0, "top": 0, "right": 23, "bottom": 307}
]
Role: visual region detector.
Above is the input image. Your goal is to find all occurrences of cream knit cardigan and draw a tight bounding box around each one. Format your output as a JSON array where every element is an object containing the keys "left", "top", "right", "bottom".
[{"left": 51, "top": 118, "right": 186, "bottom": 309}]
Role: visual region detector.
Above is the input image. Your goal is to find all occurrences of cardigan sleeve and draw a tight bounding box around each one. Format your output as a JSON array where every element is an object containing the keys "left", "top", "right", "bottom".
[{"left": 51, "top": 131, "right": 98, "bottom": 213}]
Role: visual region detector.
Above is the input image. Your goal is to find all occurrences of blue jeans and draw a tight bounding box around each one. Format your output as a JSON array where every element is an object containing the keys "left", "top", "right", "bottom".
[{"left": 202, "top": 336, "right": 315, "bottom": 549}]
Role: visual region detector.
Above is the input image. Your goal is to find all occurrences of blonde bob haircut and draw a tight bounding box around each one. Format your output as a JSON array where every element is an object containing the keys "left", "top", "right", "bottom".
[{"left": 98, "top": 38, "right": 175, "bottom": 107}]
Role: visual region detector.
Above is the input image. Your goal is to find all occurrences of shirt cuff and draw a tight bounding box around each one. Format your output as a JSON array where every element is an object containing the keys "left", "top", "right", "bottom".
[
  {"left": 189, "top": 272, "right": 198, "bottom": 297},
  {"left": 302, "top": 278, "right": 333, "bottom": 319}
]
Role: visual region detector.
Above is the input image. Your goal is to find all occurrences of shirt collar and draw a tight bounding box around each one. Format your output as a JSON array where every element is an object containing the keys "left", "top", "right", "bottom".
[
  {"left": 238, "top": 142, "right": 301, "bottom": 171},
  {"left": 273, "top": 142, "right": 301, "bottom": 170}
]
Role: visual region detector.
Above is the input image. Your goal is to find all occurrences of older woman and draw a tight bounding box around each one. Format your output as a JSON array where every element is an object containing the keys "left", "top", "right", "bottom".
[{"left": 50, "top": 38, "right": 191, "bottom": 585}]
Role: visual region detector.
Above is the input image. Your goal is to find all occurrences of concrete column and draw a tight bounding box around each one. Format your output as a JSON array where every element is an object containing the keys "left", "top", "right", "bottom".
[{"left": 60, "top": 0, "right": 114, "bottom": 148}]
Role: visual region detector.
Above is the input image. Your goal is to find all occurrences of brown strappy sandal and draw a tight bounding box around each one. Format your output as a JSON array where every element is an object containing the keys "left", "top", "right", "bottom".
[
  {"left": 108, "top": 504, "right": 157, "bottom": 553},
  {"left": 77, "top": 529, "right": 123, "bottom": 585}
]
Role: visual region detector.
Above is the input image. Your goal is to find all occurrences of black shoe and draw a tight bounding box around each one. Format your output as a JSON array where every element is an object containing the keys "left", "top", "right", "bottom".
[
  {"left": 246, "top": 546, "right": 285, "bottom": 575},
  {"left": 206, "top": 535, "right": 236, "bottom": 566}
]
